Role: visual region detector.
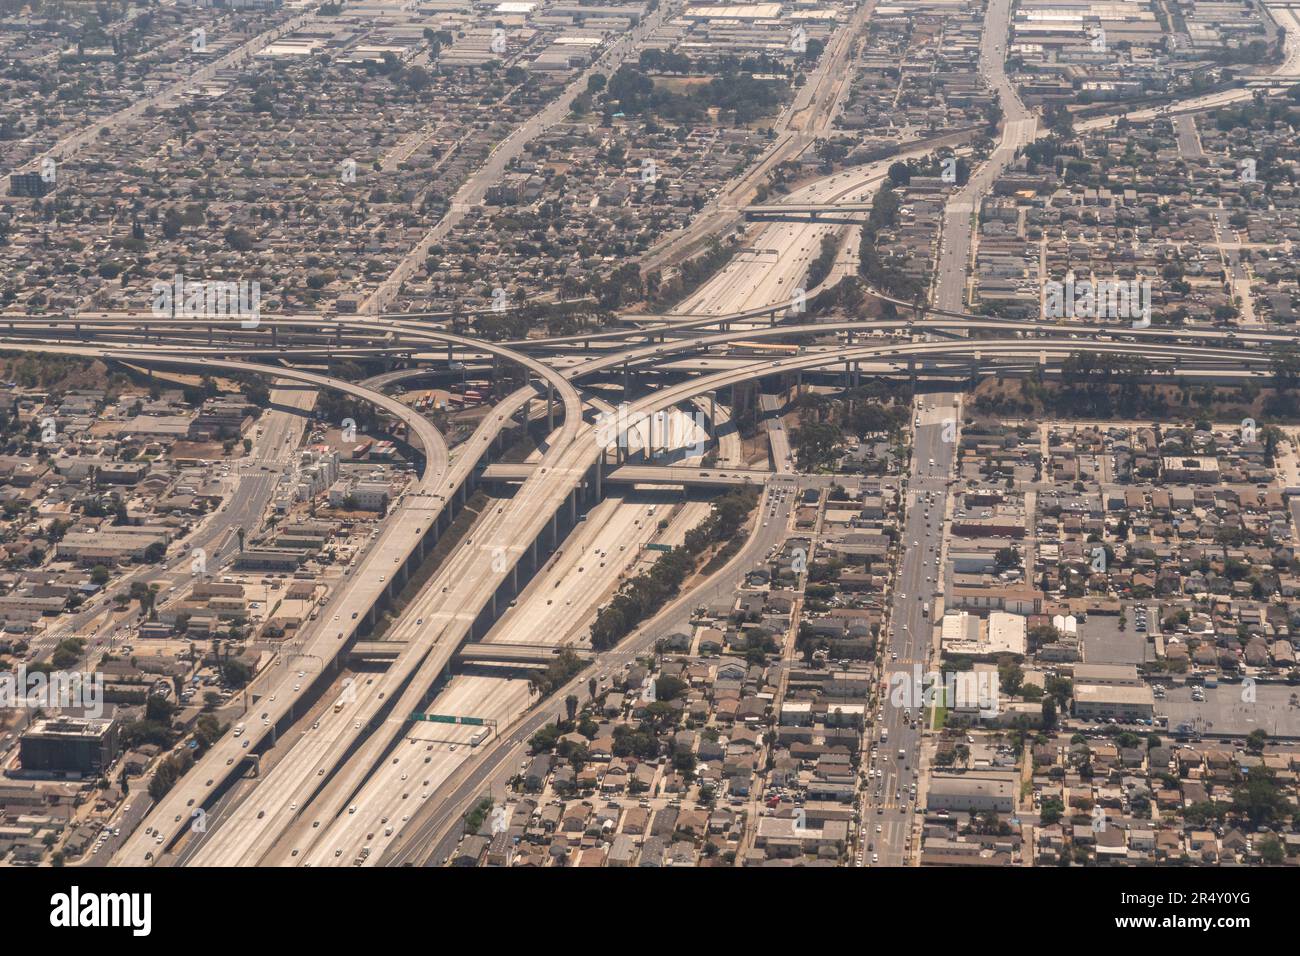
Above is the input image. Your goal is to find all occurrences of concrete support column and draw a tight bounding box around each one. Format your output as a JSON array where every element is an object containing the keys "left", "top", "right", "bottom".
[
  {"left": 550, "top": 512, "right": 558, "bottom": 547},
  {"left": 547, "top": 386, "right": 554, "bottom": 433},
  {"left": 594, "top": 462, "right": 602, "bottom": 499},
  {"left": 511, "top": 563, "right": 517, "bottom": 595},
  {"left": 569, "top": 490, "right": 577, "bottom": 525},
  {"left": 530, "top": 538, "right": 538, "bottom": 571}
]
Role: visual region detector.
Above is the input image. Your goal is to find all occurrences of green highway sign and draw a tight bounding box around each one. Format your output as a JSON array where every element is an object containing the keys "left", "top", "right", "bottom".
[
  {"left": 646, "top": 543, "right": 673, "bottom": 553},
  {"left": 411, "top": 713, "right": 486, "bottom": 726}
]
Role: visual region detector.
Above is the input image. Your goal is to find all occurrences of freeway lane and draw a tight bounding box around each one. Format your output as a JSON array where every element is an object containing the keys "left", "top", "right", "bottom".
[
  {"left": 639, "top": 0, "right": 877, "bottom": 274},
  {"left": 381, "top": 473, "right": 802, "bottom": 867},
  {"left": 99, "top": 357, "right": 451, "bottom": 866},
  {"left": 175, "top": 375, "right": 582, "bottom": 866},
  {"left": 293, "top": 410, "right": 713, "bottom": 866}
]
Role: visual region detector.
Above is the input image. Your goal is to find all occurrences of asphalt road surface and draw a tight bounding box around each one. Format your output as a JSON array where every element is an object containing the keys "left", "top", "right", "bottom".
[{"left": 861, "top": 392, "right": 959, "bottom": 866}]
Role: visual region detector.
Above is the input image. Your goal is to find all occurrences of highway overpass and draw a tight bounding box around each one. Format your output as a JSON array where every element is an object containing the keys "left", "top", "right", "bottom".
[{"left": 482, "top": 462, "right": 771, "bottom": 488}]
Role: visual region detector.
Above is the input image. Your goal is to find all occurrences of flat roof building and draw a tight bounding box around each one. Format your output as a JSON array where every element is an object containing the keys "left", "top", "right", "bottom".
[
  {"left": 926, "top": 772, "right": 1016, "bottom": 813},
  {"left": 1073, "top": 683, "right": 1155, "bottom": 722},
  {"left": 20, "top": 717, "right": 118, "bottom": 775}
]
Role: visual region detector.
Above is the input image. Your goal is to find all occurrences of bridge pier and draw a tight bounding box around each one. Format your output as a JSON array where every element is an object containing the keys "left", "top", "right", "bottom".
[
  {"left": 550, "top": 512, "right": 558, "bottom": 548},
  {"left": 547, "top": 385, "right": 554, "bottom": 433}
]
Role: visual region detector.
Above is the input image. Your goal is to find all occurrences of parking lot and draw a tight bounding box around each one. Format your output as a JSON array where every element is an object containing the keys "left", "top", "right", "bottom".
[{"left": 1159, "top": 682, "right": 1300, "bottom": 739}]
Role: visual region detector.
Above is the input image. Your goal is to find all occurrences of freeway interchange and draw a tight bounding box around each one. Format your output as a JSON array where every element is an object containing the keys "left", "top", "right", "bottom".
[
  {"left": 7, "top": 9, "right": 1300, "bottom": 868},
  {"left": 3, "top": 295, "right": 1292, "bottom": 868}
]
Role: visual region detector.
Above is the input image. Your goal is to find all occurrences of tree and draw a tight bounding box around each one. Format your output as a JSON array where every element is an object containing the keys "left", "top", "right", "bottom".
[
  {"left": 564, "top": 693, "right": 578, "bottom": 721},
  {"left": 1232, "top": 767, "right": 1288, "bottom": 828},
  {"left": 1040, "top": 796, "right": 1065, "bottom": 825},
  {"left": 1258, "top": 834, "right": 1284, "bottom": 864},
  {"left": 194, "top": 713, "right": 222, "bottom": 749},
  {"left": 220, "top": 658, "right": 252, "bottom": 688},
  {"left": 236, "top": 527, "right": 246, "bottom": 553},
  {"left": 1041, "top": 696, "right": 1057, "bottom": 731},
  {"left": 148, "top": 750, "right": 194, "bottom": 801}
]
